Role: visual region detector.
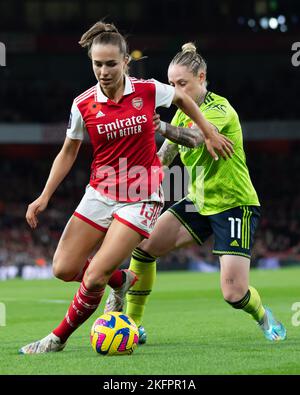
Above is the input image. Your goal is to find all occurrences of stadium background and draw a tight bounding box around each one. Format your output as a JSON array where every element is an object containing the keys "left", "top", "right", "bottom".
[{"left": 0, "top": 0, "right": 300, "bottom": 279}]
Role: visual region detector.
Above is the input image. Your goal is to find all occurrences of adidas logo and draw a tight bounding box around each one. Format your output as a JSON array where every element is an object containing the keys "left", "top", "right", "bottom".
[
  {"left": 96, "top": 110, "right": 105, "bottom": 118},
  {"left": 230, "top": 240, "right": 240, "bottom": 247},
  {"left": 141, "top": 219, "right": 148, "bottom": 226}
]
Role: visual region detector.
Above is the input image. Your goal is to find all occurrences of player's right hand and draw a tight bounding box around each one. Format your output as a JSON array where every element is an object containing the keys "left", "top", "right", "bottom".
[
  {"left": 153, "top": 113, "right": 162, "bottom": 132},
  {"left": 26, "top": 196, "right": 49, "bottom": 229},
  {"left": 205, "top": 129, "right": 234, "bottom": 160}
]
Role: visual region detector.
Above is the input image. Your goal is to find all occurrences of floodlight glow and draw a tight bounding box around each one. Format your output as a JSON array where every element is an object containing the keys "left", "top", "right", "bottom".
[
  {"left": 277, "top": 15, "right": 286, "bottom": 25},
  {"left": 248, "top": 19, "right": 256, "bottom": 28},
  {"left": 280, "top": 24, "right": 288, "bottom": 32},
  {"left": 260, "top": 17, "right": 269, "bottom": 29},
  {"left": 269, "top": 17, "right": 278, "bottom": 29}
]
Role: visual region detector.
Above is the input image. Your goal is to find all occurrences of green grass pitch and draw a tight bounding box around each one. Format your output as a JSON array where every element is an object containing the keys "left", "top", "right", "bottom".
[{"left": 0, "top": 267, "right": 300, "bottom": 375}]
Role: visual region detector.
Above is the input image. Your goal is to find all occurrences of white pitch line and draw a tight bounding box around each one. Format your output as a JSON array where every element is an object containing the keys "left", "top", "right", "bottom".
[
  {"left": 39, "top": 299, "right": 69, "bottom": 304},
  {"left": 0, "top": 298, "right": 69, "bottom": 304}
]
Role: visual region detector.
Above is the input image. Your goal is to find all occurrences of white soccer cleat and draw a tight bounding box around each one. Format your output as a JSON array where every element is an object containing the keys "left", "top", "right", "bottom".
[
  {"left": 19, "top": 333, "right": 66, "bottom": 354},
  {"left": 104, "top": 269, "right": 138, "bottom": 313}
]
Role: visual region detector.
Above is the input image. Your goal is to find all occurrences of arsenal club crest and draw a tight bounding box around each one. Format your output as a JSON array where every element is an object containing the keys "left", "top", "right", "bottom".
[{"left": 132, "top": 97, "right": 143, "bottom": 110}]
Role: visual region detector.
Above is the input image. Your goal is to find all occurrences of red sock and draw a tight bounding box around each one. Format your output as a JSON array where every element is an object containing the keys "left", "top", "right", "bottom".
[
  {"left": 72, "top": 258, "right": 124, "bottom": 289},
  {"left": 53, "top": 281, "right": 104, "bottom": 343},
  {"left": 108, "top": 269, "right": 124, "bottom": 289}
]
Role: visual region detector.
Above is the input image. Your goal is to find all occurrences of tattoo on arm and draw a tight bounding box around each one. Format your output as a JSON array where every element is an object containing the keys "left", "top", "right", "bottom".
[
  {"left": 157, "top": 140, "right": 179, "bottom": 167},
  {"left": 158, "top": 123, "right": 204, "bottom": 148}
]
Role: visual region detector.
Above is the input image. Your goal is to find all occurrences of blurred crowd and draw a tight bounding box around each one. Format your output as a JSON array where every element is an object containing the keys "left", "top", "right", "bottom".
[
  {"left": 1, "top": 149, "right": 300, "bottom": 273},
  {"left": 0, "top": 78, "right": 74, "bottom": 123},
  {"left": 1, "top": 65, "right": 299, "bottom": 123}
]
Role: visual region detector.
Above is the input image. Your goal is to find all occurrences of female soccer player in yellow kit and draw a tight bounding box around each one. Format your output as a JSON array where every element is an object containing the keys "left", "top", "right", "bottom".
[{"left": 105, "top": 43, "right": 287, "bottom": 344}]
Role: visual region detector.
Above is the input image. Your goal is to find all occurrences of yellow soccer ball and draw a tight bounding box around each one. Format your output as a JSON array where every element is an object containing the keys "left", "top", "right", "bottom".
[{"left": 90, "top": 312, "right": 139, "bottom": 356}]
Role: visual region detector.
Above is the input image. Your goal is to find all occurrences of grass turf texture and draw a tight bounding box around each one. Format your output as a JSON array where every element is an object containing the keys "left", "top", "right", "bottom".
[{"left": 0, "top": 267, "right": 299, "bottom": 375}]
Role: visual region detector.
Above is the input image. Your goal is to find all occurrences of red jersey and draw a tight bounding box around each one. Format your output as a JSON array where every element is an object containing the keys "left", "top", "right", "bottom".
[{"left": 67, "top": 76, "right": 175, "bottom": 201}]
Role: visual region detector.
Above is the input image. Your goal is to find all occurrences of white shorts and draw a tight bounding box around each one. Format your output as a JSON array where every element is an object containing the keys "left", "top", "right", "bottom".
[{"left": 74, "top": 184, "right": 164, "bottom": 238}]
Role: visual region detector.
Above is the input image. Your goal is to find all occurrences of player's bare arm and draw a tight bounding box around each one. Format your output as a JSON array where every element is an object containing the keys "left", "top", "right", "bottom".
[
  {"left": 157, "top": 140, "right": 179, "bottom": 167},
  {"left": 154, "top": 113, "right": 204, "bottom": 148},
  {"left": 26, "top": 137, "right": 82, "bottom": 229},
  {"left": 161, "top": 123, "right": 203, "bottom": 147}
]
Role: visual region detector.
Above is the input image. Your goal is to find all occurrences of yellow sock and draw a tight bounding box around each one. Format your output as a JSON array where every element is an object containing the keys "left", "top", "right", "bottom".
[
  {"left": 126, "top": 247, "right": 156, "bottom": 326},
  {"left": 226, "top": 286, "right": 265, "bottom": 323},
  {"left": 243, "top": 286, "right": 265, "bottom": 322}
]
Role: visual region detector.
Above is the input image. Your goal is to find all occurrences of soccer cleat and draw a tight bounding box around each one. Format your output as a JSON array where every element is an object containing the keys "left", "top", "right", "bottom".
[
  {"left": 258, "top": 307, "right": 287, "bottom": 341},
  {"left": 19, "top": 333, "right": 66, "bottom": 354},
  {"left": 104, "top": 269, "right": 138, "bottom": 313},
  {"left": 138, "top": 325, "right": 147, "bottom": 345}
]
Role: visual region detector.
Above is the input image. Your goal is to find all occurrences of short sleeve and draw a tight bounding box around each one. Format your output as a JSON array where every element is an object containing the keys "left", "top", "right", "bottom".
[
  {"left": 152, "top": 79, "right": 175, "bottom": 108},
  {"left": 66, "top": 101, "right": 87, "bottom": 140}
]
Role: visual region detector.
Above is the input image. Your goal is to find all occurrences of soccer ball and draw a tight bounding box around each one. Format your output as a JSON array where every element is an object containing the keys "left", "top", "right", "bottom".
[{"left": 90, "top": 312, "right": 139, "bottom": 356}]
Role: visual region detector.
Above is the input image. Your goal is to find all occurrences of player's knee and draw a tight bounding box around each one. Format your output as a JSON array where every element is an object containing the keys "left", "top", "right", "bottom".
[
  {"left": 53, "top": 266, "right": 74, "bottom": 282},
  {"left": 52, "top": 257, "right": 75, "bottom": 282},
  {"left": 139, "top": 239, "right": 163, "bottom": 258},
  {"left": 222, "top": 286, "right": 248, "bottom": 304},
  {"left": 84, "top": 268, "right": 110, "bottom": 290}
]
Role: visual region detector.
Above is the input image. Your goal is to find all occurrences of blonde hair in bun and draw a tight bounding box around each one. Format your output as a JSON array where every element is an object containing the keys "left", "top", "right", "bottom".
[
  {"left": 170, "top": 42, "right": 207, "bottom": 79},
  {"left": 181, "top": 42, "right": 197, "bottom": 54}
]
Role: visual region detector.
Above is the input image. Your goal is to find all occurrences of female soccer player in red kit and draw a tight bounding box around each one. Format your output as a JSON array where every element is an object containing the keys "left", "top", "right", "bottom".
[{"left": 19, "top": 21, "right": 233, "bottom": 353}]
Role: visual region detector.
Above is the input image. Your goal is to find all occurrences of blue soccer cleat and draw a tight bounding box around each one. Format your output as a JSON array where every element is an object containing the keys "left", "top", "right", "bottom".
[
  {"left": 258, "top": 307, "right": 287, "bottom": 341},
  {"left": 138, "top": 325, "right": 147, "bottom": 345}
]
